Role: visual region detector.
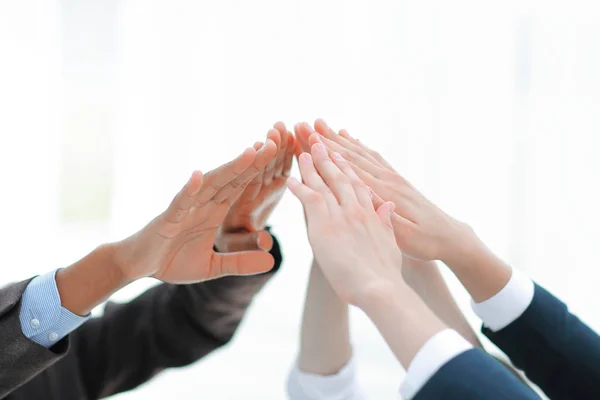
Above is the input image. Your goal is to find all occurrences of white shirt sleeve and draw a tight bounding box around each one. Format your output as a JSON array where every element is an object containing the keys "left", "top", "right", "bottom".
[
  {"left": 471, "top": 267, "right": 535, "bottom": 332},
  {"left": 400, "top": 329, "right": 473, "bottom": 400},
  {"left": 287, "top": 356, "right": 367, "bottom": 400}
]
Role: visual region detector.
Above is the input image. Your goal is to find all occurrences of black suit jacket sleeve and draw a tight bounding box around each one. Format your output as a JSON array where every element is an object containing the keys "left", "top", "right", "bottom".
[
  {"left": 414, "top": 349, "right": 541, "bottom": 400},
  {"left": 0, "top": 279, "right": 69, "bottom": 398},
  {"left": 74, "top": 235, "right": 283, "bottom": 399},
  {"left": 483, "top": 284, "right": 600, "bottom": 400}
]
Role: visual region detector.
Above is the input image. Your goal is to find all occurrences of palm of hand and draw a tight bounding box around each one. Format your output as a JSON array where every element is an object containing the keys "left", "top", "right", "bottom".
[
  {"left": 115, "top": 142, "right": 279, "bottom": 284},
  {"left": 223, "top": 175, "right": 287, "bottom": 232},
  {"left": 150, "top": 202, "right": 232, "bottom": 283},
  {"left": 221, "top": 124, "right": 294, "bottom": 233}
]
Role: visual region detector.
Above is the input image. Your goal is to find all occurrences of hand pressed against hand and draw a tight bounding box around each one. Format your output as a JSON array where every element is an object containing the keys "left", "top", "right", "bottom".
[
  {"left": 216, "top": 122, "right": 295, "bottom": 253},
  {"left": 114, "top": 141, "right": 278, "bottom": 284},
  {"left": 295, "top": 120, "right": 470, "bottom": 264},
  {"left": 287, "top": 141, "right": 402, "bottom": 306}
]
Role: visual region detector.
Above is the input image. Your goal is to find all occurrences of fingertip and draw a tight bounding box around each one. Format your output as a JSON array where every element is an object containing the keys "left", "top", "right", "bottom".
[
  {"left": 187, "top": 170, "right": 204, "bottom": 195},
  {"left": 298, "top": 152, "right": 312, "bottom": 164},
  {"left": 267, "top": 129, "right": 281, "bottom": 148},
  {"left": 257, "top": 231, "right": 274, "bottom": 251},
  {"left": 274, "top": 121, "right": 287, "bottom": 135},
  {"left": 253, "top": 141, "right": 263, "bottom": 150},
  {"left": 308, "top": 132, "right": 323, "bottom": 147},
  {"left": 310, "top": 142, "right": 327, "bottom": 156}
]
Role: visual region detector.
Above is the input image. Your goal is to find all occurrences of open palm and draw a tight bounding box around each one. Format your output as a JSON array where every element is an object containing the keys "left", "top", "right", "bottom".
[
  {"left": 221, "top": 122, "right": 295, "bottom": 233},
  {"left": 115, "top": 141, "right": 278, "bottom": 284}
]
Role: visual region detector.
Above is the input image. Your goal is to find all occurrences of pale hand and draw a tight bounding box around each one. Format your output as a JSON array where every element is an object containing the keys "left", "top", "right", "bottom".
[
  {"left": 296, "top": 119, "right": 472, "bottom": 264},
  {"left": 288, "top": 141, "right": 402, "bottom": 306},
  {"left": 113, "top": 141, "right": 278, "bottom": 284}
]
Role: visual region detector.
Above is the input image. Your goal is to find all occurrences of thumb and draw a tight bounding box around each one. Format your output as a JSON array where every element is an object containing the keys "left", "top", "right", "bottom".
[
  {"left": 376, "top": 201, "right": 396, "bottom": 231},
  {"left": 217, "top": 230, "right": 274, "bottom": 253},
  {"left": 210, "top": 250, "right": 275, "bottom": 278}
]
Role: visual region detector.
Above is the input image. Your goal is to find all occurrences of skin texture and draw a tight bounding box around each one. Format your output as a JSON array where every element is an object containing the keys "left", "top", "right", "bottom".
[
  {"left": 294, "top": 121, "right": 482, "bottom": 347},
  {"left": 216, "top": 122, "right": 295, "bottom": 252},
  {"left": 298, "top": 118, "right": 512, "bottom": 303},
  {"left": 287, "top": 142, "right": 448, "bottom": 368},
  {"left": 57, "top": 133, "right": 281, "bottom": 316}
]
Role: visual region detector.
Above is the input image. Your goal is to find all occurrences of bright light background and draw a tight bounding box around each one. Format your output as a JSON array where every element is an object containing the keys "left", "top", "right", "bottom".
[{"left": 2, "top": 1, "right": 600, "bottom": 399}]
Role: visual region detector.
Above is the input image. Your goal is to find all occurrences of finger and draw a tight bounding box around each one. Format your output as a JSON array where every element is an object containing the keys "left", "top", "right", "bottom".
[
  {"left": 308, "top": 133, "right": 386, "bottom": 180},
  {"left": 209, "top": 250, "right": 275, "bottom": 278},
  {"left": 163, "top": 170, "right": 204, "bottom": 223},
  {"left": 213, "top": 139, "right": 277, "bottom": 203},
  {"left": 243, "top": 142, "right": 265, "bottom": 199},
  {"left": 194, "top": 148, "right": 256, "bottom": 206},
  {"left": 273, "top": 122, "right": 289, "bottom": 178},
  {"left": 263, "top": 129, "right": 281, "bottom": 186},
  {"left": 218, "top": 230, "right": 274, "bottom": 252},
  {"left": 376, "top": 201, "right": 396, "bottom": 231},
  {"left": 339, "top": 128, "right": 395, "bottom": 171},
  {"left": 282, "top": 133, "right": 295, "bottom": 177},
  {"left": 330, "top": 152, "right": 372, "bottom": 208},
  {"left": 391, "top": 213, "right": 419, "bottom": 249},
  {"left": 287, "top": 176, "right": 330, "bottom": 222},
  {"left": 370, "top": 189, "right": 385, "bottom": 210},
  {"left": 295, "top": 122, "right": 315, "bottom": 153},
  {"left": 314, "top": 119, "right": 384, "bottom": 169},
  {"left": 311, "top": 143, "right": 358, "bottom": 206},
  {"left": 297, "top": 152, "right": 339, "bottom": 212}
]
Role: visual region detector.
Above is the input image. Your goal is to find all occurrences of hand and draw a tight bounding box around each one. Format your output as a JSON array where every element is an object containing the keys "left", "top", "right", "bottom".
[
  {"left": 113, "top": 141, "right": 278, "bottom": 284},
  {"left": 216, "top": 122, "right": 295, "bottom": 252},
  {"left": 295, "top": 120, "right": 473, "bottom": 264},
  {"left": 287, "top": 141, "right": 402, "bottom": 307}
]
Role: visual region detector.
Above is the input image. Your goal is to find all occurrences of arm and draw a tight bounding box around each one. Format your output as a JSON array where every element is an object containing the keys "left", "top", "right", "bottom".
[
  {"left": 0, "top": 139, "right": 279, "bottom": 398},
  {"left": 401, "top": 258, "right": 481, "bottom": 348},
  {"left": 298, "top": 260, "right": 352, "bottom": 375},
  {"left": 72, "top": 236, "right": 282, "bottom": 399},
  {"left": 296, "top": 121, "right": 483, "bottom": 348},
  {"left": 305, "top": 120, "right": 597, "bottom": 398},
  {"left": 287, "top": 140, "right": 538, "bottom": 399},
  {"left": 287, "top": 260, "right": 365, "bottom": 400},
  {"left": 70, "top": 124, "right": 294, "bottom": 399},
  {"left": 451, "top": 234, "right": 600, "bottom": 400}
]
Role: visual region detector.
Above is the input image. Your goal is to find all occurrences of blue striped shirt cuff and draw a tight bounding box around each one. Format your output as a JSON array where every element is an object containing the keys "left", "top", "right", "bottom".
[{"left": 19, "top": 269, "right": 90, "bottom": 348}]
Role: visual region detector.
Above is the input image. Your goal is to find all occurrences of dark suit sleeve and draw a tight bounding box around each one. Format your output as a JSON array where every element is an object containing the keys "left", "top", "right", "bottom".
[
  {"left": 414, "top": 349, "right": 541, "bottom": 400},
  {"left": 0, "top": 279, "right": 69, "bottom": 398},
  {"left": 482, "top": 284, "right": 600, "bottom": 400},
  {"left": 72, "top": 234, "right": 283, "bottom": 400}
]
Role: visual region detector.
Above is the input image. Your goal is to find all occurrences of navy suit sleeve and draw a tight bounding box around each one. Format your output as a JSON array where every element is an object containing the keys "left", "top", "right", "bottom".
[
  {"left": 414, "top": 349, "right": 540, "bottom": 400},
  {"left": 483, "top": 284, "right": 600, "bottom": 400}
]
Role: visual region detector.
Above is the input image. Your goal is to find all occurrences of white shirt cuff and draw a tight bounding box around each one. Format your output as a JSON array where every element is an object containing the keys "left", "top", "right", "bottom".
[
  {"left": 471, "top": 267, "right": 535, "bottom": 332},
  {"left": 400, "top": 329, "right": 473, "bottom": 400},
  {"left": 287, "top": 356, "right": 367, "bottom": 400}
]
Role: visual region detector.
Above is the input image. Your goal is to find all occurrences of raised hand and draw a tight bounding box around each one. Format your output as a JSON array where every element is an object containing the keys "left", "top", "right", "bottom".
[
  {"left": 287, "top": 141, "right": 402, "bottom": 306},
  {"left": 295, "top": 120, "right": 471, "bottom": 264},
  {"left": 216, "top": 122, "right": 295, "bottom": 252},
  {"left": 113, "top": 141, "right": 278, "bottom": 284}
]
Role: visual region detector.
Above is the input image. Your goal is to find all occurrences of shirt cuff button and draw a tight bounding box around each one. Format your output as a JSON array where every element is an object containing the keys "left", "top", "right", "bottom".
[
  {"left": 30, "top": 319, "right": 41, "bottom": 329},
  {"left": 48, "top": 332, "right": 59, "bottom": 342}
]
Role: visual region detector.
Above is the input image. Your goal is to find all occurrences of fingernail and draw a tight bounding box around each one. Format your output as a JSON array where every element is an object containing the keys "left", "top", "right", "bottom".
[
  {"left": 332, "top": 152, "right": 344, "bottom": 162},
  {"left": 313, "top": 143, "right": 326, "bottom": 154},
  {"left": 367, "top": 187, "right": 373, "bottom": 198},
  {"left": 299, "top": 152, "right": 312, "bottom": 163}
]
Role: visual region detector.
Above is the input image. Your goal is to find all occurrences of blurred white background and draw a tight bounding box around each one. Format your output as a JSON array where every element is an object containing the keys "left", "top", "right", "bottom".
[{"left": 2, "top": 0, "right": 600, "bottom": 398}]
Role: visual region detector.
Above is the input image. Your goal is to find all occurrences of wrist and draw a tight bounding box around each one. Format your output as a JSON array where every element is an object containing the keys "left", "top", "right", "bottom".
[
  {"left": 56, "top": 243, "right": 134, "bottom": 316},
  {"left": 439, "top": 226, "right": 512, "bottom": 302}
]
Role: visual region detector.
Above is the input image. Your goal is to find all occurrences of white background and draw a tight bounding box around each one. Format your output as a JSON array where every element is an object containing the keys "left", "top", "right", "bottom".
[{"left": 1, "top": 1, "right": 600, "bottom": 398}]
